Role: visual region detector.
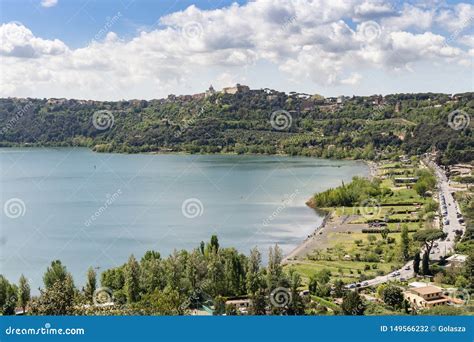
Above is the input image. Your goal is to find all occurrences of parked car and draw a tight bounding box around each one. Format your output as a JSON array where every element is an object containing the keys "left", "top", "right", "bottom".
[
  {"left": 404, "top": 265, "right": 411, "bottom": 270},
  {"left": 362, "top": 281, "right": 369, "bottom": 286}
]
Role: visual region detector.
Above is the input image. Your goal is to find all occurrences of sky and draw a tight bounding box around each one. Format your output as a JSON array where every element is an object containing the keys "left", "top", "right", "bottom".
[{"left": 0, "top": 0, "right": 473, "bottom": 100}]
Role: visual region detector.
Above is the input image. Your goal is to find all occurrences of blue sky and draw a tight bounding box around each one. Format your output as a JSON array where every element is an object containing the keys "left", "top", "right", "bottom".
[
  {"left": 1, "top": 0, "right": 247, "bottom": 47},
  {"left": 0, "top": 0, "right": 472, "bottom": 99}
]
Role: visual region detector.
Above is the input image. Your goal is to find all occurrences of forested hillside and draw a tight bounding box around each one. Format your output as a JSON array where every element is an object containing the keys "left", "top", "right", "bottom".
[{"left": 1, "top": 90, "right": 472, "bottom": 164}]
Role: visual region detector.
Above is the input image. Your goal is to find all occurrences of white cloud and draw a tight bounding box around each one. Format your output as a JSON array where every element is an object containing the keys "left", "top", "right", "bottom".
[
  {"left": 0, "top": 0, "right": 472, "bottom": 99},
  {"left": 381, "top": 4, "right": 434, "bottom": 31},
  {"left": 354, "top": 0, "right": 395, "bottom": 20},
  {"left": 41, "top": 0, "right": 58, "bottom": 8},
  {"left": 341, "top": 72, "right": 362, "bottom": 85},
  {"left": 435, "top": 3, "right": 474, "bottom": 33},
  {"left": 0, "top": 22, "right": 68, "bottom": 58}
]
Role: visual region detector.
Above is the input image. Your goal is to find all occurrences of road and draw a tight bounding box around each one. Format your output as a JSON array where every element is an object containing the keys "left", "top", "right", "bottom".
[
  {"left": 347, "top": 159, "right": 465, "bottom": 289},
  {"left": 425, "top": 159, "right": 465, "bottom": 260}
]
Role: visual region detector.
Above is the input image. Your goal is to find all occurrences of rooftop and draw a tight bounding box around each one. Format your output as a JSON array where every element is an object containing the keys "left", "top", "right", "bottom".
[
  {"left": 410, "top": 285, "right": 442, "bottom": 296},
  {"left": 446, "top": 254, "right": 467, "bottom": 263}
]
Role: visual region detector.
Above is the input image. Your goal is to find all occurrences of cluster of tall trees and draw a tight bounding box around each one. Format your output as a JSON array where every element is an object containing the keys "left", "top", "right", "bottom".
[
  {"left": 1, "top": 236, "right": 307, "bottom": 315},
  {"left": 1, "top": 233, "right": 472, "bottom": 315},
  {"left": 311, "top": 177, "right": 386, "bottom": 208}
]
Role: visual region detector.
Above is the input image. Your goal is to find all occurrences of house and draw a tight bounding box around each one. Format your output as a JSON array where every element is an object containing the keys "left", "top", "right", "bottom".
[
  {"left": 445, "top": 254, "right": 468, "bottom": 268},
  {"left": 225, "top": 298, "right": 252, "bottom": 314},
  {"left": 222, "top": 83, "right": 250, "bottom": 95},
  {"left": 404, "top": 285, "right": 449, "bottom": 309},
  {"left": 192, "top": 93, "right": 205, "bottom": 100}
]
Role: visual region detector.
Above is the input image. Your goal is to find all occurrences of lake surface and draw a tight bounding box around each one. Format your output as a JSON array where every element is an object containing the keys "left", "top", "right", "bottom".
[{"left": 0, "top": 148, "right": 368, "bottom": 291}]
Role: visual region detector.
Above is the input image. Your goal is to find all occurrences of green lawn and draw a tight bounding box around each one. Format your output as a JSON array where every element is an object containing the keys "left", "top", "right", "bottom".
[{"left": 287, "top": 260, "right": 398, "bottom": 284}]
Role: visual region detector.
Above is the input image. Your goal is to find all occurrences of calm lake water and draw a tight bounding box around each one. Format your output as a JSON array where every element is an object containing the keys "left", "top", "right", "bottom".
[{"left": 0, "top": 148, "right": 368, "bottom": 291}]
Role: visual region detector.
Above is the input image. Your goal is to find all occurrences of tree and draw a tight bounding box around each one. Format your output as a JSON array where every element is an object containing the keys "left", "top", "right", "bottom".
[
  {"left": 464, "top": 250, "right": 474, "bottom": 287},
  {"left": 400, "top": 224, "right": 410, "bottom": 261},
  {"left": 84, "top": 267, "right": 96, "bottom": 303},
  {"left": 2, "top": 282, "right": 17, "bottom": 315},
  {"left": 205, "top": 250, "right": 225, "bottom": 297},
  {"left": 414, "top": 181, "right": 428, "bottom": 197},
  {"left": 422, "top": 252, "right": 430, "bottom": 275},
  {"left": 223, "top": 249, "right": 244, "bottom": 296},
  {"left": 332, "top": 279, "right": 346, "bottom": 298},
  {"left": 381, "top": 285, "right": 404, "bottom": 309},
  {"left": 43, "top": 260, "right": 68, "bottom": 289},
  {"left": 380, "top": 227, "right": 390, "bottom": 241},
  {"left": 455, "top": 275, "right": 468, "bottom": 288},
  {"left": 286, "top": 268, "right": 305, "bottom": 315},
  {"left": 249, "top": 288, "right": 267, "bottom": 315},
  {"left": 421, "top": 306, "right": 467, "bottom": 316},
  {"left": 246, "top": 247, "right": 262, "bottom": 295},
  {"left": 413, "top": 252, "right": 421, "bottom": 275},
  {"left": 137, "top": 287, "right": 185, "bottom": 315},
  {"left": 30, "top": 274, "right": 75, "bottom": 315},
  {"left": 267, "top": 245, "right": 284, "bottom": 290},
  {"left": 0, "top": 276, "right": 11, "bottom": 311},
  {"left": 210, "top": 235, "right": 219, "bottom": 253},
  {"left": 101, "top": 267, "right": 125, "bottom": 291},
  {"left": 17, "top": 274, "right": 30, "bottom": 312},
  {"left": 308, "top": 275, "right": 318, "bottom": 295},
  {"left": 376, "top": 284, "right": 387, "bottom": 298},
  {"left": 140, "top": 251, "right": 165, "bottom": 294},
  {"left": 124, "top": 255, "right": 140, "bottom": 303},
  {"left": 413, "top": 229, "right": 447, "bottom": 255},
  {"left": 341, "top": 291, "right": 365, "bottom": 315},
  {"left": 308, "top": 269, "right": 331, "bottom": 297}
]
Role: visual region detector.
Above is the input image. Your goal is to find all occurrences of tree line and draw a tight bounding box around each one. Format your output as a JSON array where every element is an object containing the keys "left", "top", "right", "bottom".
[{"left": 0, "top": 92, "right": 472, "bottom": 164}]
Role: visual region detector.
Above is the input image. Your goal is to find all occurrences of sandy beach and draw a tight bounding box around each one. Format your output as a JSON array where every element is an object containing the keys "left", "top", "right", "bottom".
[{"left": 283, "top": 160, "right": 378, "bottom": 264}]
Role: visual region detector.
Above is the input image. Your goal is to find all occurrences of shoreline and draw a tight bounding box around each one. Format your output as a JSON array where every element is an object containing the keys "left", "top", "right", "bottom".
[
  {"left": 282, "top": 210, "right": 331, "bottom": 264},
  {"left": 283, "top": 159, "right": 377, "bottom": 264},
  {"left": 0, "top": 144, "right": 371, "bottom": 163}
]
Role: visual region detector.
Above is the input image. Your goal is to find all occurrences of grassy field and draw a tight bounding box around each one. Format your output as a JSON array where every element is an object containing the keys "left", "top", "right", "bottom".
[
  {"left": 290, "top": 158, "right": 429, "bottom": 286},
  {"left": 287, "top": 260, "right": 397, "bottom": 284}
]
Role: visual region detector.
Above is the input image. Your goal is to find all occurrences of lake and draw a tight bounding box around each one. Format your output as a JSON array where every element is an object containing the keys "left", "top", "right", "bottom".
[{"left": 0, "top": 148, "right": 368, "bottom": 290}]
